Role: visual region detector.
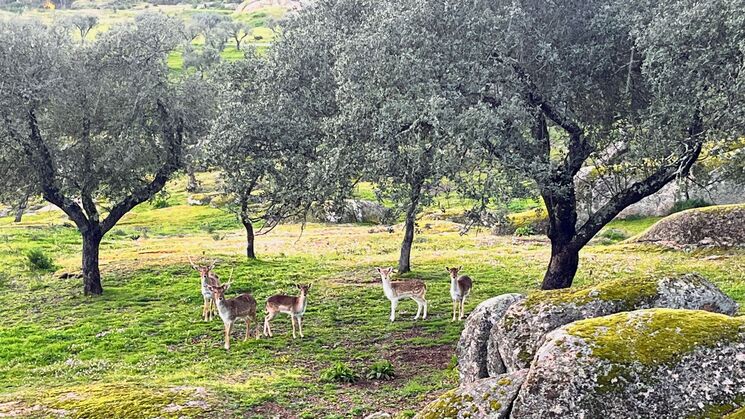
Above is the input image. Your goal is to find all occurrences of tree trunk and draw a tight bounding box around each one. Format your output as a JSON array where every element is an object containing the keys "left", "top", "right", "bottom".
[
  {"left": 242, "top": 217, "right": 256, "bottom": 259},
  {"left": 540, "top": 184, "right": 580, "bottom": 290},
  {"left": 82, "top": 230, "right": 103, "bottom": 296},
  {"left": 543, "top": 242, "right": 580, "bottom": 290},
  {"left": 398, "top": 182, "right": 423, "bottom": 274},
  {"left": 13, "top": 193, "right": 29, "bottom": 223}
]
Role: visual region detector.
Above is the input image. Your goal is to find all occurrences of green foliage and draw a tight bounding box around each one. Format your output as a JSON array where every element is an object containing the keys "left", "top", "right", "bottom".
[
  {"left": 366, "top": 360, "right": 395, "bottom": 380},
  {"left": 150, "top": 190, "right": 171, "bottom": 209},
  {"left": 670, "top": 199, "right": 712, "bottom": 214},
  {"left": 598, "top": 228, "right": 629, "bottom": 244},
  {"left": 513, "top": 226, "right": 535, "bottom": 237},
  {"left": 320, "top": 362, "right": 360, "bottom": 383},
  {"left": 26, "top": 248, "right": 55, "bottom": 271}
]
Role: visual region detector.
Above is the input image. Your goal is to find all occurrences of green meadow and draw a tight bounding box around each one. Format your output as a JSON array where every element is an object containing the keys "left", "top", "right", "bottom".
[{"left": 0, "top": 173, "right": 743, "bottom": 418}]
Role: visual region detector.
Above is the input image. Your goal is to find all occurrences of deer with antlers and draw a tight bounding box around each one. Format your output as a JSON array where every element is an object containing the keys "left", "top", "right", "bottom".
[
  {"left": 264, "top": 284, "right": 312, "bottom": 339},
  {"left": 446, "top": 266, "right": 473, "bottom": 321},
  {"left": 188, "top": 256, "right": 221, "bottom": 321},
  {"left": 375, "top": 267, "right": 427, "bottom": 322},
  {"left": 206, "top": 273, "right": 260, "bottom": 350}
]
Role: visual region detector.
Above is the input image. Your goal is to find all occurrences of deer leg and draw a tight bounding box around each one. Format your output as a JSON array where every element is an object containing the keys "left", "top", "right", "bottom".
[
  {"left": 202, "top": 299, "right": 207, "bottom": 321},
  {"left": 414, "top": 299, "right": 422, "bottom": 320},
  {"left": 423, "top": 298, "right": 427, "bottom": 319},
  {"left": 244, "top": 318, "right": 250, "bottom": 342},
  {"left": 291, "top": 315, "right": 297, "bottom": 339},
  {"left": 297, "top": 316, "right": 304, "bottom": 338},
  {"left": 390, "top": 299, "right": 398, "bottom": 322},
  {"left": 460, "top": 297, "right": 466, "bottom": 320},
  {"left": 452, "top": 300, "right": 457, "bottom": 322},
  {"left": 264, "top": 312, "right": 275, "bottom": 337},
  {"left": 224, "top": 322, "right": 232, "bottom": 350}
]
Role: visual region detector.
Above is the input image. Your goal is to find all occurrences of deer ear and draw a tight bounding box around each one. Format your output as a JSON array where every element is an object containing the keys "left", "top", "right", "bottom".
[
  {"left": 308, "top": 283, "right": 312, "bottom": 289},
  {"left": 445, "top": 266, "right": 450, "bottom": 272},
  {"left": 458, "top": 266, "right": 462, "bottom": 271}
]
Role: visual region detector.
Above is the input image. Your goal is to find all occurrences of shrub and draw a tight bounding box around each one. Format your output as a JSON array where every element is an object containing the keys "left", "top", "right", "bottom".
[
  {"left": 669, "top": 198, "right": 711, "bottom": 214},
  {"left": 26, "top": 248, "right": 55, "bottom": 271},
  {"left": 514, "top": 226, "right": 535, "bottom": 237},
  {"left": 320, "top": 362, "right": 359, "bottom": 383},
  {"left": 599, "top": 228, "right": 628, "bottom": 242},
  {"left": 150, "top": 190, "right": 171, "bottom": 209},
  {"left": 366, "top": 360, "right": 395, "bottom": 380}
]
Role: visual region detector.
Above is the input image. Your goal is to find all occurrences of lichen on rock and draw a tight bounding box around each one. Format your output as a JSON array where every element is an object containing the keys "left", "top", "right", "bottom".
[
  {"left": 493, "top": 273, "right": 738, "bottom": 371},
  {"left": 511, "top": 309, "right": 745, "bottom": 419},
  {"left": 415, "top": 370, "right": 528, "bottom": 419},
  {"left": 456, "top": 293, "right": 524, "bottom": 383}
]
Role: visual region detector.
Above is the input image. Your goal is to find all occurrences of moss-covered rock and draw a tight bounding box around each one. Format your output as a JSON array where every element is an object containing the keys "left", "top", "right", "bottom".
[
  {"left": 415, "top": 370, "right": 527, "bottom": 419},
  {"left": 492, "top": 273, "right": 737, "bottom": 371},
  {"left": 5, "top": 383, "right": 211, "bottom": 418},
  {"left": 511, "top": 309, "right": 745, "bottom": 419},
  {"left": 456, "top": 293, "right": 524, "bottom": 383},
  {"left": 634, "top": 203, "right": 745, "bottom": 248}
]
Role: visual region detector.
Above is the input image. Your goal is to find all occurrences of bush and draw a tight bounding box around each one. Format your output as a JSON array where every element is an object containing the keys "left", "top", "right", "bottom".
[
  {"left": 26, "top": 248, "right": 55, "bottom": 271},
  {"left": 366, "top": 360, "right": 395, "bottom": 381},
  {"left": 669, "top": 199, "right": 711, "bottom": 214},
  {"left": 150, "top": 190, "right": 171, "bottom": 209},
  {"left": 320, "top": 362, "right": 359, "bottom": 383},
  {"left": 514, "top": 226, "right": 535, "bottom": 237},
  {"left": 599, "top": 228, "right": 628, "bottom": 242}
]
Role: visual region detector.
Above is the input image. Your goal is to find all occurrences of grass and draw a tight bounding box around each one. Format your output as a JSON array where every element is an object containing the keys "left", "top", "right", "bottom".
[{"left": 0, "top": 173, "right": 743, "bottom": 417}]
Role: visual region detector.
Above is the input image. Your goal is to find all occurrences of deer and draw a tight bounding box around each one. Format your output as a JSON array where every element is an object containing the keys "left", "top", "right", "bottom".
[
  {"left": 446, "top": 266, "right": 473, "bottom": 321},
  {"left": 206, "top": 278, "right": 260, "bottom": 350},
  {"left": 375, "top": 267, "right": 427, "bottom": 322},
  {"left": 263, "top": 284, "right": 311, "bottom": 339},
  {"left": 188, "top": 255, "right": 221, "bottom": 321}
]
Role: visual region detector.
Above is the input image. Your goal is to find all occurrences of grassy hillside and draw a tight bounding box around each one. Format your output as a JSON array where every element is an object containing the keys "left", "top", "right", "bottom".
[{"left": 0, "top": 174, "right": 743, "bottom": 418}]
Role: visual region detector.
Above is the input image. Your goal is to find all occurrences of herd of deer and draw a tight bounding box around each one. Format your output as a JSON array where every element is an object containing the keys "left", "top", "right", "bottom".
[{"left": 188, "top": 256, "right": 473, "bottom": 350}]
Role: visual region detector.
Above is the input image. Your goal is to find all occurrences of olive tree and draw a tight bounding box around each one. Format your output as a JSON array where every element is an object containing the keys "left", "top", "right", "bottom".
[
  {"left": 330, "top": 0, "right": 503, "bottom": 273},
  {"left": 0, "top": 15, "right": 213, "bottom": 295},
  {"left": 334, "top": 0, "right": 744, "bottom": 288},
  {"left": 208, "top": 2, "right": 366, "bottom": 258}
]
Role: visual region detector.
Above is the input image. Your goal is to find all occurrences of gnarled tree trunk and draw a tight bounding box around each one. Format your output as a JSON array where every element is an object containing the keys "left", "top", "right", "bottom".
[
  {"left": 82, "top": 229, "right": 103, "bottom": 295},
  {"left": 13, "top": 193, "right": 29, "bottom": 223}
]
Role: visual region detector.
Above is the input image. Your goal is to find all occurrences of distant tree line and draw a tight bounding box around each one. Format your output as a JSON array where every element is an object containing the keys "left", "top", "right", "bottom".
[{"left": 1, "top": 0, "right": 743, "bottom": 295}]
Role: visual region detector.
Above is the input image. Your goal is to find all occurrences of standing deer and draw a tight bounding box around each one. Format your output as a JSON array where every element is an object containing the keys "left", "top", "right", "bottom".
[
  {"left": 375, "top": 267, "right": 427, "bottom": 322},
  {"left": 446, "top": 266, "right": 473, "bottom": 321},
  {"left": 207, "top": 280, "right": 259, "bottom": 350},
  {"left": 188, "top": 255, "right": 220, "bottom": 321},
  {"left": 263, "top": 284, "right": 311, "bottom": 339}
]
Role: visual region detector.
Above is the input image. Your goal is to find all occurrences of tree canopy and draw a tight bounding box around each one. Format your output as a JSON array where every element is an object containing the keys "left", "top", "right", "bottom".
[{"left": 0, "top": 14, "right": 214, "bottom": 294}]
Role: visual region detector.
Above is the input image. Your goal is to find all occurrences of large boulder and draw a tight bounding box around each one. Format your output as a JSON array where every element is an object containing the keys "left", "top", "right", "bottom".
[
  {"left": 634, "top": 204, "right": 745, "bottom": 248},
  {"left": 415, "top": 370, "right": 528, "bottom": 419},
  {"left": 511, "top": 309, "right": 745, "bottom": 418},
  {"left": 456, "top": 294, "right": 524, "bottom": 383},
  {"left": 494, "top": 273, "right": 738, "bottom": 371}
]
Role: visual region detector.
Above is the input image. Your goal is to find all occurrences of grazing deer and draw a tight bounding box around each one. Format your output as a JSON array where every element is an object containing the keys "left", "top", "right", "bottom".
[
  {"left": 188, "top": 255, "right": 220, "bottom": 321},
  {"left": 207, "top": 280, "right": 259, "bottom": 350},
  {"left": 264, "top": 284, "right": 311, "bottom": 339},
  {"left": 446, "top": 266, "right": 473, "bottom": 321},
  {"left": 375, "top": 267, "right": 427, "bottom": 322}
]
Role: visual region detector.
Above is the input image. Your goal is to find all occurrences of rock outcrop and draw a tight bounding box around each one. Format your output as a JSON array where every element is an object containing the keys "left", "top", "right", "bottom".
[
  {"left": 415, "top": 370, "right": 528, "bottom": 419},
  {"left": 417, "top": 275, "right": 743, "bottom": 418},
  {"left": 456, "top": 294, "right": 524, "bottom": 383},
  {"left": 634, "top": 204, "right": 745, "bottom": 248},
  {"left": 511, "top": 309, "right": 745, "bottom": 418},
  {"left": 495, "top": 273, "right": 738, "bottom": 371}
]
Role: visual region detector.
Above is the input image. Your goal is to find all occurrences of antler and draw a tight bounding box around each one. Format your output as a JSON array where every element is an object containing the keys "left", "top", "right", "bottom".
[
  {"left": 187, "top": 255, "right": 197, "bottom": 269},
  {"left": 208, "top": 259, "right": 217, "bottom": 271}
]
